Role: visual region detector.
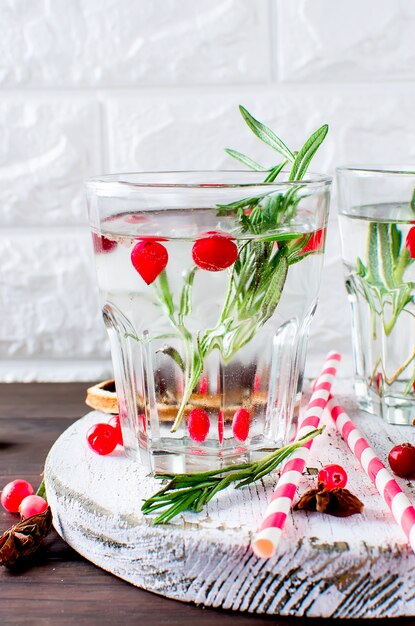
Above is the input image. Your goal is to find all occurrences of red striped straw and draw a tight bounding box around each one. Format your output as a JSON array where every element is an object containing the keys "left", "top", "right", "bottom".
[
  {"left": 252, "top": 351, "right": 341, "bottom": 559},
  {"left": 328, "top": 396, "right": 415, "bottom": 553}
]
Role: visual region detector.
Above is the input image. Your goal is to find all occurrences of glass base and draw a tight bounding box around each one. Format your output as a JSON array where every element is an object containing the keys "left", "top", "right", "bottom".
[
  {"left": 355, "top": 379, "right": 415, "bottom": 426},
  {"left": 142, "top": 443, "right": 284, "bottom": 475}
]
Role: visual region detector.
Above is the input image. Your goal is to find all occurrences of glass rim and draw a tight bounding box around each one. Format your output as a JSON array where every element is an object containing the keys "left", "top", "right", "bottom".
[
  {"left": 337, "top": 165, "right": 415, "bottom": 177},
  {"left": 86, "top": 169, "right": 332, "bottom": 190}
]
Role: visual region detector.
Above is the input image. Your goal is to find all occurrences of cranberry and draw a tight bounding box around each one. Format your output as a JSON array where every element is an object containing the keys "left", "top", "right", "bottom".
[
  {"left": 232, "top": 408, "right": 250, "bottom": 442},
  {"left": 87, "top": 423, "right": 118, "bottom": 455},
  {"left": 318, "top": 464, "right": 348, "bottom": 490},
  {"left": 19, "top": 495, "right": 48, "bottom": 518},
  {"left": 375, "top": 372, "right": 383, "bottom": 391},
  {"left": 1, "top": 479, "right": 34, "bottom": 513},
  {"left": 192, "top": 233, "right": 238, "bottom": 272},
  {"left": 187, "top": 409, "right": 210, "bottom": 442},
  {"left": 199, "top": 375, "right": 208, "bottom": 395},
  {"left": 124, "top": 214, "right": 146, "bottom": 224},
  {"left": 139, "top": 413, "right": 147, "bottom": 433},
  {"left": 388, "top": 443, "right": 415, "bottom": 478},
  {"left": 406, "top": 226, "right": 415, "bottom": 258},
  {"left": 92, "top": 233, "right": 117, "bottom": 254},
  {"left": 218, "top": 410, "right": 224, "bottom": 444},
  {"left": 108, "top": 415, "right": 123, "bottom": 446},
  {"left": 299, "top": 228, "right": 326, "bottom": 255},
  {"left": 131, "top": 240, "right": 168, "bottom": 284}
]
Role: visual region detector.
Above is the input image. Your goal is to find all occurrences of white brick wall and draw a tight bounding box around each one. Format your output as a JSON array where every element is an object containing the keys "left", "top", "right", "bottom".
[{"left": 1, "top": 0, "right": 414, "bottom": 381}]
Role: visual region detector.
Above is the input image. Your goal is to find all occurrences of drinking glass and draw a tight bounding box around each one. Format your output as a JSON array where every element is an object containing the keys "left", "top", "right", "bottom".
[
  {"left": 337, "top": 166, "right": 415, "bottom": 425},
  {"left": 86, "top": 171, "right": 331, "bottom": 473}
]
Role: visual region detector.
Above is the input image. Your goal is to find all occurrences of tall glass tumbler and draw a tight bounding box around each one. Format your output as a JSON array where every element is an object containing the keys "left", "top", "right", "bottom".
[
  {"left": 86, "top": 171, "right": 331, "bottom": 473},
  {"left": 337, "top": 167, "right": 415, "bottom": 425}
]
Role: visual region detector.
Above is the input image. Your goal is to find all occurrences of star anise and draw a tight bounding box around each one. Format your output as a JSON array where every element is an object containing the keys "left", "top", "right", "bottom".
[
  {"left": 0, "top": 507, "right": 53, "bottom": 566},
  {"left": 294, "top": 482, "right": 364, "bottom": 517}
]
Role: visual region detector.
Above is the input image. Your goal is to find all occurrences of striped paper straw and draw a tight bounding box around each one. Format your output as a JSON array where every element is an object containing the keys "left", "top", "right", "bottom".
[
  {"left": 328, "top": 396, "right": 415, "bottom": 553},
  {"left": 252, "top": 351, "right": 341, "bottom": 559}
]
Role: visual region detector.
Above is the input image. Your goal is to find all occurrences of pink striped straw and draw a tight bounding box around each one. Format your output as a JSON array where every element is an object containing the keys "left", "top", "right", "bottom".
[
  {"left": 252, "top": 351, "right": 341, "bottom": 559},
  {"left": 328, "top": 396, "right": 415, "bottom": 553}
]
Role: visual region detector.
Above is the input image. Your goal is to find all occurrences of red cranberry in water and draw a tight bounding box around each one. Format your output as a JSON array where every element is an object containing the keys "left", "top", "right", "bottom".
[
  {"left": 375, "top": 372, "right": 383, "bottom": 391},
  {"left": 406, "top": 226, "right": 415, "bottom": 258},
  {"left": 199, "top": 375, "right": 208, "bottom": 395},
  {"left": 232, "top": 408, "right": 250, "bottom": 442},
  {"left": 92, "top": 233, "right": 117, "bottom": 254},
  {"left": 300, "top": 228, "right": 326, "bottom": 255},
  {"left": 192, "top": 233, "right": 238, "bottom": 272},
  {"left": 131, "top": 240, "right": 168, "bottom": 284},
  {"left": 388, "top": 443, "right": 415, "bottom": 478},
  {"left": 218, "top": 411, "right": 224, "bottom": 444},
  {"left": 187, "top": 409, "right": 210, "bottom": 442}
]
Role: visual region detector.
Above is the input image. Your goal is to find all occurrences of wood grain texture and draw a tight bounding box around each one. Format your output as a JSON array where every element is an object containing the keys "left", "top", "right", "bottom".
[{"left": 44, "top": 389, "right": 415, "bottom": 620}]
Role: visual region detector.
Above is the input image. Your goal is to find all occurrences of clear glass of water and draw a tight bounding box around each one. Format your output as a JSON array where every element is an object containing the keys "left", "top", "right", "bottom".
[
  {"left": 337, "top": 166, "right": 415, "bottom": 425},
  {"left": 86, "top": 171, "right": 331, "bottom": 473}
]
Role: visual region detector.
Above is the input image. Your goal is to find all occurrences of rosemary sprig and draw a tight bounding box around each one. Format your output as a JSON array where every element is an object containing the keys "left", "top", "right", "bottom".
[
  {"left": 142, "top": 426, "right": 324, "bottom": 524},
  {"left": 149, "top": 106, "right": 329, "bottom": 432},
  {"left": 356, "top": 194, "right": 415, "bottom": 393},
  {"left": 138, "top": 106, "right": 328, "bottom": 432}
]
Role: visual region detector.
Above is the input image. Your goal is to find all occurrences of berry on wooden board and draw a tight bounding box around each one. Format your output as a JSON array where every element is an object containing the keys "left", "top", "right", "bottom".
[
  {"left": 317, "top": 464, "right": 348, "bottom": 490},
  {"left": 1, "top": 480, "right": 34, "bottom": 513},
  {"left": 87, "top": 423, "right": 118, "bottom": 455},
  {"left": 388, "top": 443, "right": 415, "bottom": 478}
]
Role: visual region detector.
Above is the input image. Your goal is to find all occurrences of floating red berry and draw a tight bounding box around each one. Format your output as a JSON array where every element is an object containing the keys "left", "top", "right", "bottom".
[
  {"left": 232, "top": 408, "right": 250, "bottom": 442},
  {"left": 131, "top": 240, "right": 168, "bottom": 284},
  {"left": 87, "top": 423, "right": 118, "bottom": 455},
  {"left": 199, "top": 375, "right": 208, "bottom": 395},
  {"left": 108, "top": 415, "right": 123, "bottom": 446},
  {"left": 19, "top": 495, "right": 48, "bottom": 518},
  {"left": 299, "top": 228, "right": 326, "bottom": 255},
  {"left": 187, "top": 409, "right": 210, "bottom": 442},
  {"left": 92, "top": 233, "right": 117, "bottom": 254},
  {"left": 192, "top": 233, "right": 238, "bottom": 272},
  {"left": 375, "top": 372, "right": 383, "bottom": 391},
  {"left": 388, "top": 443, "right": 415, "bottom": 478},
  {"left": 406, "top": 226, "right": 415, "bottom": 258},
  {"left": 218, "top": 410, "right": 224, "bottom": 444},
  {"left": 318, "top": 464, "right": 348, "bottom": 490},
  {"left": 125, "top": 214, "right": 147, "bottom": 224},
  {"left": 139, "top": 413, "right": 147, "bottom": 433},
  {"left": 1, "top": 479, "right": 34, "bottom": 513}
]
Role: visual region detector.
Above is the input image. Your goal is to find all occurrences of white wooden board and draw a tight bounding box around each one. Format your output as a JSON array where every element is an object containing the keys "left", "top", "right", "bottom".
[{"left": 44, "top": 391, "right": 415, "bottom": 619}]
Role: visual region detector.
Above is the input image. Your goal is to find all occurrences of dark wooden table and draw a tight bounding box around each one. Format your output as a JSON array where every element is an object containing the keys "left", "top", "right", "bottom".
[{"left": 0, "top": 383, "right": 412, "bottom": 626}]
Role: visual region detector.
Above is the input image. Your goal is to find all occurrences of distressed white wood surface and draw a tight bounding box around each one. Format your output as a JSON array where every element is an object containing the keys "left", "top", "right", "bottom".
[{"left": 45, "top": 390, "right": 415, "bottom": 619}]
